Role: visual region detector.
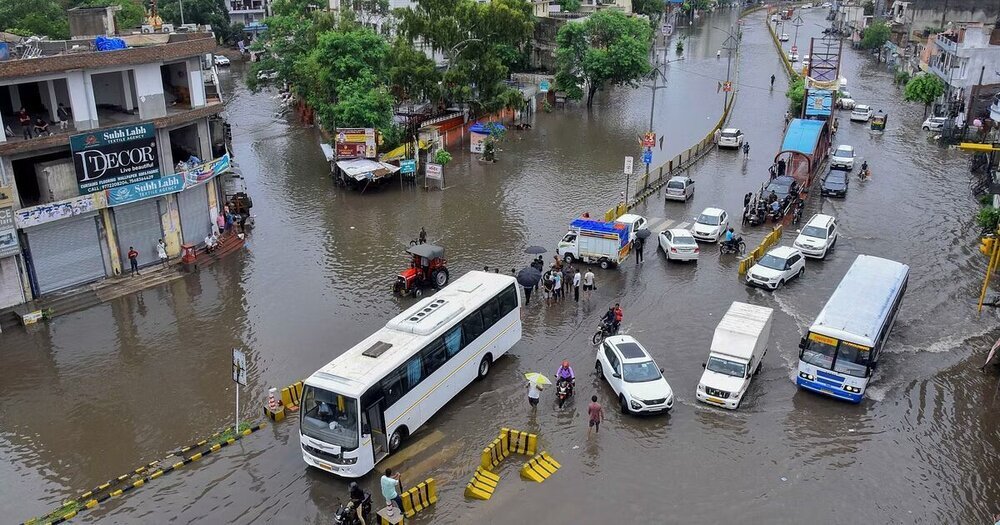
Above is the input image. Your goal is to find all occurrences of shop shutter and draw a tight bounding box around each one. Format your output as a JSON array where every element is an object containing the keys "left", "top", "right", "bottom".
[
  {"left": 26, "top": 214, "right": 106, "bottom": 294},
  {"left": 0, "top": 256, "right": 25, "bottom": 309},
  {"left": 114, "top": 200, "right": 164, "bottom": 268},
  {"left": 177, "top": 184, "right": 211, "bottom": 245}
]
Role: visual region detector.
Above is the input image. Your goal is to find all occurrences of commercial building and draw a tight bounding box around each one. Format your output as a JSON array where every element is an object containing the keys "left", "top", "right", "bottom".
[
  {"left": 0, "top": 12, "right": 232, "bottom": 309},
  {"left": 228, "top": 0, "right": 271, "bottom": 27},
  {"left": 926, "top": 24, "right": 1000, "bottom": 121}
]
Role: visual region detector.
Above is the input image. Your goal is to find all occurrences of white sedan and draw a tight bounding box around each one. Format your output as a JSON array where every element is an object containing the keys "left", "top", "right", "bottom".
[
  {"left": 691, "top": 207, "right": 729, "bottom": 243},
  {"left": 658, "top": 228, "right": 699, "bottom": 261},
  {"left": 745, "top": 246, "right": 805, "bottom": 290},
  {"left": 213, "top": 54, "right": 231, "bottom": 66},
  {"left": 779, "top": 33, "right": 790, "bottom": 42},
  {"left": 596, "top": 336, "right": 674, "bottom": 415}
]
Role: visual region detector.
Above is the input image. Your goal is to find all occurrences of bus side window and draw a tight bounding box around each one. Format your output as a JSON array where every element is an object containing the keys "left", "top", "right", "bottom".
[
  {"left": 444, "top": 326, "right": 463, "bottom": 358},
  {"left": 462, "top": 310, "right": 485, "bottom": 346},
  {"left": 422, "top": 338, "right": 448, "bottom": 376},
  {"left": 498, "top": 285, "right": 518, "bottom": 314},
  {"left": 406, "top": 356, "right": 423, "bottom": 391},
  {"left": 481, "top": 297, "right": 501, "bottom": 329},
  {"left": 381, "top": 368, "right": 407, "bottom": 405}
]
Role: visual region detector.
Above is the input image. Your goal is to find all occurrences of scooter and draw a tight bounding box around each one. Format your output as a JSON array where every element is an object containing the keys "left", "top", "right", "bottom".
[
  {"left": 555, "top": 377, "right": 574, "bottom": 408},
  {"left": 334, "top": 493, "right": 372, "bottom": 525},
  {"left": 747, "top": 203, "right": 768, "bottom": 227},
  {"left": 719, "top": 235, "right": 746, "bottom": 255}
]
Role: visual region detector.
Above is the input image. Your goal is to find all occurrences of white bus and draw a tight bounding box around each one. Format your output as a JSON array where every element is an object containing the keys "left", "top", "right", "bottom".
[
  {"left": 796, "top": 255, "right": 909, "bottom": 403},
  {"left": 299, "top": 271, "right": 522, "bottom": 477}
]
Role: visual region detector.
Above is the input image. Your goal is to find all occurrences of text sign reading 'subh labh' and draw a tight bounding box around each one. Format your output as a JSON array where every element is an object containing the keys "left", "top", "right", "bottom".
[{"left": 71, "top": 123, "right": 161, "bottom": 194}]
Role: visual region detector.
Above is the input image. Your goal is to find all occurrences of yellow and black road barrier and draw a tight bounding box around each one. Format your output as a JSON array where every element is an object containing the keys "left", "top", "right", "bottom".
[
  {"left": 739, "top": 226, "right": 783, "bottom": 276},
  {"left": 466, "top": 427, "right": 555, "bottom": 500},
  {"left": 24, "top": 421, "right": 266, "bottom": 525},
  {"left": 399, "top": 478, "right": 438, "bottom": 518},
  {"left": 263, "top": 380, "right": 305, "bottom": 423},
  {"left": 520, "top": 451, "right": 561, "bottom": 483}
]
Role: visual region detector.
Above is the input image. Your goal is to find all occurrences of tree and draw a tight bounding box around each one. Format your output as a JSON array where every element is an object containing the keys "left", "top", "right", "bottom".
[
  {"left": 0, "top": 0, "right": 69, "bottom": 38},
  {"left": 554, "top": 10, "right": 652, "bottom": 108},
  {"left": 632, "top": 0, "right": 664, "bottom": 25},
  {"left": 388, "top": 38, "right": 442, "bottom": 103},
  {"left": 903, "top": 73, "right": 946, "bottom": 117},
  {"left": 861, "top": 21, "right": 890, "bottom": 49},
  {"left": 558, "top": 0, "right": 581, "bottom": 12},
  {"left": 786, "top": 76, "right": 805, "bottom": 114},
  {"left": 160, "top": 0, "right": 238, "bottom": 42}
]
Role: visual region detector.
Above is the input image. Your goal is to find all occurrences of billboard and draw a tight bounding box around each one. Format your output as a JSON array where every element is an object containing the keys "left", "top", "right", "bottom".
[
  {"left": 71, "top": 123, "right": 161, "bottom": 194},
  {"left": 335, "top": 127, "right": 376, "bottom": 159}
]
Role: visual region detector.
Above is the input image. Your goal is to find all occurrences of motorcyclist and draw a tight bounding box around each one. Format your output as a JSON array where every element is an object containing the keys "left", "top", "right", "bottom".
[
  {"left": 860, "top": 161, "right": 870, "bottom": 179},
  {"left": 613, "top": 303, "right": 623, "bottom": 333},
  {"left": 602, "top": 307, "right": 616, "bottom": 334},
  {"left": 722, "top": 228, "right": 738, "bottom": 250},
  {"left": 347, "top": 482, "right": 367, "bottom": 525},
  {"left": 770, "top": 199, "right": 781, "bottom": 216},
  {"left": 555, "top": 360, "right": 575, "bottom": 396}
]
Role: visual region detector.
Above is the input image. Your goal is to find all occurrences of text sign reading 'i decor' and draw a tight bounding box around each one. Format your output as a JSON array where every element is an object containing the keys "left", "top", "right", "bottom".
[{"left": 71, "top": 123, "right": 162, "bottom": 194}]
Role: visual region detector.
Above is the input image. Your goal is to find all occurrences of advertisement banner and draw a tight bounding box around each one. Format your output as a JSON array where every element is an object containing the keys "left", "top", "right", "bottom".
[
  {"left": 0, "top": 206, "right": 19, "bottom": 257},
  {"left": 335, "top": 127, "right": 376, "bottom": 159},
  {"left": 71, "top": 123, "right": 161, "bottom": 194},
  {"left": 15, "top": 193, "right": 108, "bottom": 229},
  {"left": 106, "top": 174, "right": 184, "bottom": 206},
  {"left": 181, "top": 153, "right": 231, "bottom": 188}
]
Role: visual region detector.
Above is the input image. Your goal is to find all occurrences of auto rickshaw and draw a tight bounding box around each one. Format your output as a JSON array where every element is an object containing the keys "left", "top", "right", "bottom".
[
  {"left": 393, "top": 244, "right": 449, "bottom": 297},
  {"left": 871, "top": 111, "right": 887, "bottom": 131}
]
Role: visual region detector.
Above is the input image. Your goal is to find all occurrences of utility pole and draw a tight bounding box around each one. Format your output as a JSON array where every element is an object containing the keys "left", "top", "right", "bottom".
[
  {"left": 179, "top": 0, "right": 185, "bottom": 25},
  {"left": 641, "top": 54, "right": 683, "bottom": 194},
  {"left": 722, "top": 24, "right": 739, "bottom": 111},
  {"left": 792, "top": 13, "right": 804, "bottom": 50}
]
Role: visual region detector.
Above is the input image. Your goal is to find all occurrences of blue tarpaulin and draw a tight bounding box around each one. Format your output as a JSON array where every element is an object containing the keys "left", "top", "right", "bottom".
[
  {"left": 570, "top": 219, "right": 628, "bottom": 248},
  {"left": 804, "top": 90, "right": 833, "bottom": 117},
  {"left": 469, "top": 122, "right": 506, "bottom": 134},
  {"left": 95, "top": 36, "right": 126, "bottom": 51},
  {"left": 780, "top": 119, "right": 825, "bottom": 155}
]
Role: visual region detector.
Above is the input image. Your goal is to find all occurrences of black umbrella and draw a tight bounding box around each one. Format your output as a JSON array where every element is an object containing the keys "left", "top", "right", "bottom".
[
  {"left": 636, "top": 228, "right": 652, "bottom": 240},
  {"left": 516, "top": 266, "right": 542, "bottom": 288},
  {"left": 524, "top": 245, "right": 547, "bottom": 255}
]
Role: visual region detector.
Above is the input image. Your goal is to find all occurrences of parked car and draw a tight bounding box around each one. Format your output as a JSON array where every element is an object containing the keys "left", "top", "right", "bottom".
[
  {"left": 801, "top": 3, "right": 812, "bottom": 8},
  {"left": 665, "top": 176, "right": 695, "bottom": 201},
  {"left": 779, "top": 33, "right": 790, "bottom": 42},
  {"left": 821, "top": 169, "right": 849, "bottom": 197},
  {"left": 691, "top": 207, "right": 730, "bottom": 243},
  {"left": 718, "top": 128, "right": 744, "bottom": 149},
  {"left": 658, "top": 228, "right": 700, "bottom": 261},
  {"left": 851, "top": 104, "right": 873, "bottom": 122},
  {"left": 821, "top": 2, "right": 832, "bottom": 7},
  {"left": 789, "top": 52, "right": 800, "bottom": 62},
  {"left": 213, "top": 54, "right": 231, "bottom": 66},
  {"left": 829, "top": 144, "right": 855, "bottom": 170},
  {"left": 745, "top": 246, "right": 806, "bottom": 290},
  {"left": 596, "top": 336, "right": 674, "bottom": 415},
  {"left": 922, "top": 116, "right": 947, "bottom": 131},
  {"left": 838, "top": 97, "right": 856, "bottom": 110},
  {"left": 793, "top": 213, "right": 838, "bottom": 259},
  {"left": 764, "top": 175, "right": 800, "bottom": 201}
]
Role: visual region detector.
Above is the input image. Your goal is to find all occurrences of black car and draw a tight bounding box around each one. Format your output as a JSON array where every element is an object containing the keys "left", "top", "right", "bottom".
[
  {"left": 821, "top": 169, "right": 849, "bottom": 197},
  {"left": 764, "top": 175, "right": 800, "bottom": 201}
]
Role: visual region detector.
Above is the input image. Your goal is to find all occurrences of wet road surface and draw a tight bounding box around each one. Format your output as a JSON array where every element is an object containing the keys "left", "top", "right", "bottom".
[{"left": 3, "top": 7, "right": 1000, "bottom": 524}]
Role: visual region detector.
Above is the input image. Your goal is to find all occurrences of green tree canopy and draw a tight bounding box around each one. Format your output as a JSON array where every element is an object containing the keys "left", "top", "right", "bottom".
[
  {"left": 861, "top": 21, "right": 890, "bottom": 49},
  {"left": 786, "top": 76, "right": 804, "bottom": 114},
  {"left": 903, "top": 73, "right": 946, "bottom": 116},
  {"left": 554, "top": 10, "right": 653, "bottom": 108},
  {"left": 388, "top": 38, "right": 442, "bottom": 103},
  {"left": 0, "top": 0, "right": 143, "bottom": 40}
]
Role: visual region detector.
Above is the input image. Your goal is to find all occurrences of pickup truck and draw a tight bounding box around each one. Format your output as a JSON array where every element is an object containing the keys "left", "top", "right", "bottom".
[
  {"left": 556, "top": 214, "right": 646, "bottom": 269},
  {"left": 696, "top": 302, "right": 774, "bottom": 410}
]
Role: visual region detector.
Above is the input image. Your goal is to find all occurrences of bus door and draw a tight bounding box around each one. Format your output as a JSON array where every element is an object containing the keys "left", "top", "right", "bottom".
[{"left": 365, "top": 400, "right": 389, "bottom": 463}]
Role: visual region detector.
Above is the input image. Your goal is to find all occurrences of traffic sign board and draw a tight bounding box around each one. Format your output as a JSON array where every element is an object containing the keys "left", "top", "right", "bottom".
[
  {"left": 232, "top": 348, "right": 247, "bottom": 386},
  {"left": 642, "top": 132, "right": 656, "bottom": 148},
  {"left": 642, "top": 149, "right": 653, "bottom": 165},
  {"left": 400, "top": 159, "right": 416, "bottom": 174},
  {"left": 623, "top": 156, "right": 634, "bottom": 175},
  {"left": 791, "top": 45, "right": 798, "bottom": 53},
  {"left": 539, "top": 80, "right": 550, "bottom": 93}
]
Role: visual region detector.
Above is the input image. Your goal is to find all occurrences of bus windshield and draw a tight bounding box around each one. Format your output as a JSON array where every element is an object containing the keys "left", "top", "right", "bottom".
[
  {"left": 301, "top": 385, "right": 360, "bottom": 451},
  {"left": 833, "top": 342, "right": 871, "bottom": 377},
  {"left": 801, "top": 333, "right": 837, "bottom": 369}
]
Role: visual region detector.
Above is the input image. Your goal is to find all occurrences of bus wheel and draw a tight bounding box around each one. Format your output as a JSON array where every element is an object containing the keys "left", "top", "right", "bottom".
[
  {"left": 477, "top": 355, "right": 492, "bottom": 379},
  {"left": 389, "top": 428, "right": 405, "bottom": 452}
]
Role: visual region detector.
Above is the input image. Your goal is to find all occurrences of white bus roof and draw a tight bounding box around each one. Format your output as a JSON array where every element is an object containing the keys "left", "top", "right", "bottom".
[
  {"left": 304, "top": 271, "right": 516, "bottom": 397},
  {"left": 811, "top": 255, "right": 909, "bottom": 346}
]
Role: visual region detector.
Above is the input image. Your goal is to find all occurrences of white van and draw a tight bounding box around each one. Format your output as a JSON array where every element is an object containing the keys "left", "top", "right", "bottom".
[{"left": 696, "top": 302, "right": 773, "bottom": 410}]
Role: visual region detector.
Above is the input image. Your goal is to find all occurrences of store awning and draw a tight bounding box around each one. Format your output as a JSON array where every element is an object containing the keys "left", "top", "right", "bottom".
[
  {"left": 335, "top": 158, "right": 401, "bottom": 181},
  {"left": 379, "top": 139, "right": 430, "bottom": 163}
]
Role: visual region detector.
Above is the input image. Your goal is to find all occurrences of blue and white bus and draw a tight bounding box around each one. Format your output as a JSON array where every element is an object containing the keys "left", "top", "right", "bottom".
[
  {"left": 299, "top": 271, "right": 522, "bottom": 477},
  {"left": 796, "top": 255, "right": 909, "bottom": 403}
]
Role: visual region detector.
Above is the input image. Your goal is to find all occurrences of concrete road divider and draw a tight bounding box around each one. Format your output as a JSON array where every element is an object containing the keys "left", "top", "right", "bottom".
[
  {"left": 466, "top": 427, "right": 542, "bottom": 501},
  {"left": 520, "top": 451, "right": 561, "bottom": 483},
  {"left": 399, "top": 478, "right": 438, "bottom": 518},
  {"left": 465, "top": 467, "right": 500, "bottom": 500}
]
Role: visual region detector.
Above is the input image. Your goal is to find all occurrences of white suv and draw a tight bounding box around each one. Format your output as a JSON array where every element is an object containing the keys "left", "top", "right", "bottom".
[
  {"left": 745, "top": 246, "right": 806, "bottom": 290},
  {"left": 718, "top": 128, "right": 744, "bottom": 149},
  {"left": 830, "top": 144, "right": 855, "bottom": 170},
  {"left": 596, "top": 336, "right": 674, "bottom": 414},
  {"left": 793, "top": 213, "right": 839, "bottom": 258}
]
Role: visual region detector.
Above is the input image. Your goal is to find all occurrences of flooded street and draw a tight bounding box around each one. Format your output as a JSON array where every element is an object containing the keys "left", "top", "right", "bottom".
[{"left": 3, "top": 7, "right": 1000, "bottom": 524}]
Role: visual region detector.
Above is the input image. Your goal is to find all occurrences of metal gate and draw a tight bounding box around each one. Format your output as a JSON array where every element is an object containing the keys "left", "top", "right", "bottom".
[
  {"left": 177, "top": 184, "right": 210, "bottom": 245},
  {"left": 114, "top": 200, "right": 163, "bottom": 268},
  {"left": 26, "top": 214, "right": 106, "bottom": 294},
  {"left": 0, "top": 256, "right": 24, "bottom": 309}
]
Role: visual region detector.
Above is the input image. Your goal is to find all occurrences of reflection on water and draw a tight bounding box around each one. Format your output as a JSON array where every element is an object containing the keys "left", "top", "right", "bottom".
[{"left": 2, "top": 7, "right": 1000, "bottom": 523}]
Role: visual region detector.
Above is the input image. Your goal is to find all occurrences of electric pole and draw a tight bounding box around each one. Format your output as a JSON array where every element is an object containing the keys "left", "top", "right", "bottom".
[{"left": 721, "top": 24, "right": 739, "bottom": 111}]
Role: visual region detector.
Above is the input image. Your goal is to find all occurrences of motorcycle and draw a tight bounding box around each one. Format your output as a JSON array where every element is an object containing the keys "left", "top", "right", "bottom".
[
  {"left": 858, "top": 167, "right": 871, "bottom": 181},
  {"left": 555, "top": 377, "right": 574, "bottom": 408},
  {"left": 719, "top": 235, "right": 746, "bottom": 255},
  {"left": 792, "top": 200, "right": 805, "bottom": 224},
  {"left": 592, "top": 320, "right": 617, "bottom": 345},
  {"left": 747, "top": 202, "right": 768, "bottom": 227},
  {"left": 334, "top": 493, "right": 372, "bottom": 525}
]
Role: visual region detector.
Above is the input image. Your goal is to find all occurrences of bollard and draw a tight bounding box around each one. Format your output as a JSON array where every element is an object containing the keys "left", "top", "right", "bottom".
[{"left": 264, "top": 387, "right": 286, "bottom": 422}]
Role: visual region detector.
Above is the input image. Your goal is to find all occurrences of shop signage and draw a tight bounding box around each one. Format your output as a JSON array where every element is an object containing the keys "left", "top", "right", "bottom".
[
  {"left": 539, "top": 80, "right": 550, "bottom": 93},
  {"left": 0, "top": 206, "right": 19, "bottom": 257},
  {"left": 15, "top": 193, "right": 108, "bottom": 229},
  {"left": 400, "top": 159, "right": 417, "bottom": 174},
  {"left": 106, "top": 174, "right": 184, "bottom": 206},
  {"left": 181, "top": 153, "right": 231, "bottom": 188},
  {"left": 71, "top": 123, "right": 161, "bottom": 194},
  {"left": 0, "top": 185, "right": 13, "bottom": 207},
  {"left": 425, "top": 163, "right": 443, "bottom": 181},
  {"left": 335, "top": 127, "right": 377, "bottom": 159}
]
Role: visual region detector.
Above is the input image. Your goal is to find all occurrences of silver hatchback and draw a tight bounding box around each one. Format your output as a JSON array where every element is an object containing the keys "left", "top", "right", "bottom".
[{"left": 665, "top": 176, "right": 694, "bottom": 201}]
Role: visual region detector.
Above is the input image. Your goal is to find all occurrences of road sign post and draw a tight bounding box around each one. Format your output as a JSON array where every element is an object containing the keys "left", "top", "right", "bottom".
[
  {"left": 232, "top": 348, "right": 247, "bottom": 432},
  {"left": 624, "top": 156, "right": 634, "bottom": 204}
]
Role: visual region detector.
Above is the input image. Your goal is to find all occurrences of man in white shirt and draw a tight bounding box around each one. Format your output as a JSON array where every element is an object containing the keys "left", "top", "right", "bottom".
[
  {"left": 573, "top": 269, "right": 582, "bottom": 302},
  {"left": 527, "top": 378, "right": 543, "bottom": 412},
  {"left": 583, "top": 270, "right": 595, "bottom": 301}
]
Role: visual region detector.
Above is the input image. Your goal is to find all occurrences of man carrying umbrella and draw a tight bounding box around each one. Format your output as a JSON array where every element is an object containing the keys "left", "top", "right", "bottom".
[
  {"left": 524, "top": 372, "right": 550, "bottom": 412},
  {"left": 635, "top": 228, "right": 651, "bottom": 264}
]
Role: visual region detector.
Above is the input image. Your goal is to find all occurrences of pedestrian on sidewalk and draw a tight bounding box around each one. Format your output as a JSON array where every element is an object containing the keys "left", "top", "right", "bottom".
[
  {"left": 156, "top": 239, "right": 168, "bottom": 268},
  {"left": 588, "top": 395, "right": 604, "bottom": 436},
  {"left": 380, "top": 468, "right": 404, "bottom": 515},
  {"left": 527, "top": 378, "right": 543, "bottom": 412},
  {"left": 573, "top": 269, "right": 581, "bottom": 302},
  {"left": 552, "top": 254, "right": 563, "bottom": 272},
  {"left": 635, "top": 236, "right": 645, "bottom": 264},
  {"left": 713, "top": 128, "right": 721, "bottom": 145},
  {"left": 216, "top": 212, "right": 226, "bottom": 236},
  {"left": 418, "top": 226, "right": 427, "bottom": 244},
  {"left": 523, "top": 284, "right": 532, "bottom": 305},
  {"left": 743, "top": 141, "right": 750, "bottom": 159},
  {"left": 127, "top": 247, "right": 139, "bottom": 276},
  {"left": 583, "top": 269, "right": 595, "bottom": 301}
]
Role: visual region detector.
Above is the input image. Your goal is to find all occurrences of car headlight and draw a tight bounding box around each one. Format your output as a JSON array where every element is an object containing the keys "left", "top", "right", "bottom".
[
  {"left": 799, "top": 372, "right": 815, "bottom": 381},
  {"left": 729, "top": 390, "right": 740, "bottom": 399},
  {"left": 697, "top": 383, "right": 705, "bottom": 392},
  {"left": 630, "top": 400, "right": 642, "bottom": 410}
]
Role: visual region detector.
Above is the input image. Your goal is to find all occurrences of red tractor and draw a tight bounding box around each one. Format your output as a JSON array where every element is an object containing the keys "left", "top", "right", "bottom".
[{"left": 393, "top": 244, "right": 449, "bottom": 297}]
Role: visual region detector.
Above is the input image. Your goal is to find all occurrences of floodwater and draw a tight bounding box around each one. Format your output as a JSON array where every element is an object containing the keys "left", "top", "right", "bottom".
[{"left": 3, "top": 7, "right": 1000, "bottom": 524}]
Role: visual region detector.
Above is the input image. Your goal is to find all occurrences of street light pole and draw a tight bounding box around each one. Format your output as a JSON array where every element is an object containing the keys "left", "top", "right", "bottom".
[
  {"left": 639, "top": 56, "right": 683, "bottom": 201},
  {"left": 179, "top": 0, "right": 185, "bottom": 25},
  {"left": 721, "top": 24, "right": 738, "bottom": 111}
]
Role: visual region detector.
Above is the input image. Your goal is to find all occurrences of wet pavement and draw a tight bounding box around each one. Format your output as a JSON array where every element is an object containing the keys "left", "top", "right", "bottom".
[{"left": 3, "top": 7, "right": 1000, "bottom": 524}]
